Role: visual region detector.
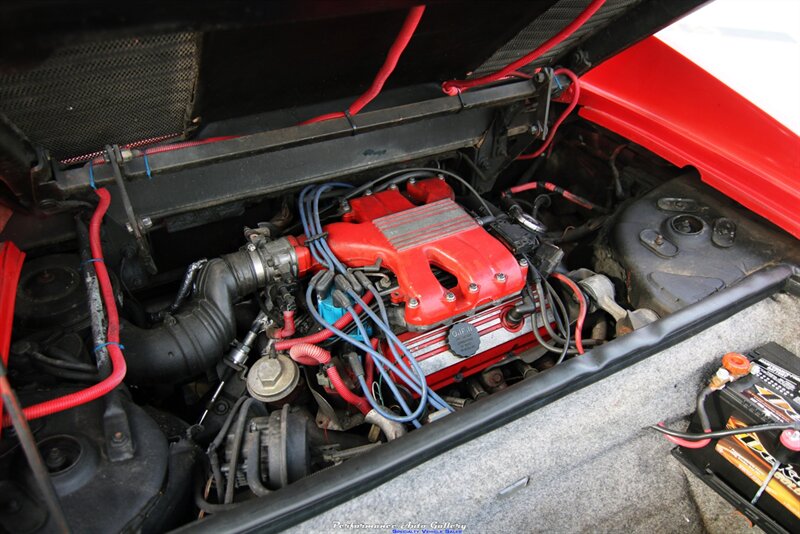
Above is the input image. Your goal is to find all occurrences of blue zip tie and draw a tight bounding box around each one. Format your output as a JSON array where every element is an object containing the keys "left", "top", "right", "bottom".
[
  {"left": 553, "top": 73, "right": 563, "bottom": 91},
  {"left": 94, "top": 342, "right": 125, "bottom": 352},
  {"left": 89, "top": 161, "right": 96, "bottom": 189},
  {"left": 82, "top": 258, "right": 104, "bottom": 266},
  {"left": 143, "top": 152, "right": 152, "bottom": 179}
]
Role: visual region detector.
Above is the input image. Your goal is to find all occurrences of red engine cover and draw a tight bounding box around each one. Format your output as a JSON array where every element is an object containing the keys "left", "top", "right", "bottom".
[{"left": 304, "top": 180, "right": 527, "bottom": 328}]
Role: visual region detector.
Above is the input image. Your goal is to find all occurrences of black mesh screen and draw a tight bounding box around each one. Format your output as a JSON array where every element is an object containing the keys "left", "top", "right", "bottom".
[
  {"left": 0, "top": 32, "right": 198, "bottom": 162},
  {"left": 473, "top": 0, "right": 641, "bottom": 76}
]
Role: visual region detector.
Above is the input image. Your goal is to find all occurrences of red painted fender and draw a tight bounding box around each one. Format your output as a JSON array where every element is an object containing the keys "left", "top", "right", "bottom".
[{"left": 579, "top": 37, "right": 800, "bottom": 238}]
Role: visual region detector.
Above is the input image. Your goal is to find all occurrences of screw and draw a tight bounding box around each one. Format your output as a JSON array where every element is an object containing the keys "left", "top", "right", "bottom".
[
  {"left": 468, "top": 283, "right": 479, "bottom": 293},
  {"left": 495, "top": 273, "right": 507, "bottom": 283},
  {"left": 654, "top": 235, "right": 664, "bottom": 246},
  {"left": 437, "top": 175, "right": 445, "bottom": 181},
  {"left": 518, "top": 258, "right": 529, "bottom": 268},
  {"left": 364, "top": 189, "right": 373, "bottom": 196},
  {"left": 340, "top": 200, "right": 351, "bottom": 213},
  {"left": 408, "top": 297, "right": 419, "bottom": 308},
  {"left": 408, "top": 178, "right": 416, "bottom": 185},
  {"left": 445, "top": 291, "right": 456, "bottom": 302}
]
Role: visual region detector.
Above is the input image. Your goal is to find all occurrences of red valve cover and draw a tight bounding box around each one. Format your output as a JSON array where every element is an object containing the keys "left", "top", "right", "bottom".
[{"left": 300, "top": 180, "right": 527, "bottom": 328}]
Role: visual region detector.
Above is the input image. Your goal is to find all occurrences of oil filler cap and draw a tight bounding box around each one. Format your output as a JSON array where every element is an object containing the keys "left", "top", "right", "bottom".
[{"left": 448, "top": 322, "right": 481, "bottom": 358}]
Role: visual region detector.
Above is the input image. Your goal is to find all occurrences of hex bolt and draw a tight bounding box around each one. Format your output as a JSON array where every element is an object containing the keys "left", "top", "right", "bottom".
[
  {"left": 364, "top": 189, "right": 373, "bottom": 196},
  {"left": 408, "top": 178, "right": 416, "bottom": 185},
  {"left": 445, "top": 291, "right": 456, "bottom": 302},
  {"left": 518, "top": 258, "right": 529, "bottom": 268},
  {"left": 468, "top": 282, "right": 479, "bottom": 293},
  {"left": 495, "top": 272, "right": 507, "bottom": 283},
  {"left": 408, "top": 297, "right": 419, "bottom": 308},
  {"left": 388, "top": 184, "right": 399, "bottom": 190},
  {"left": 141, "top": 217, "right": 152, "bottom": 230},
  {"left": 256, "top": 358, "right": 283, "bottom": 388}
]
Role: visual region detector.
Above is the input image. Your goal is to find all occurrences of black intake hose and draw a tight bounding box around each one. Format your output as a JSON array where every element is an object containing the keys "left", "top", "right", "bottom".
[{"left": 121, "top": 251, "right": 262, "bottom": 383}]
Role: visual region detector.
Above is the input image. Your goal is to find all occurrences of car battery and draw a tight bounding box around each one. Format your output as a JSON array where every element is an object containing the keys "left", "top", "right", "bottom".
[{"left": 673, "top": 342, "right": 800, "bottom": 534}]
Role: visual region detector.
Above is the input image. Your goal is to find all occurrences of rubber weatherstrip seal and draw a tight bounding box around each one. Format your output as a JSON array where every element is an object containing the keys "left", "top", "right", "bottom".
[{"left": 177, "top": 264, "right": 796, "bottom": 534}]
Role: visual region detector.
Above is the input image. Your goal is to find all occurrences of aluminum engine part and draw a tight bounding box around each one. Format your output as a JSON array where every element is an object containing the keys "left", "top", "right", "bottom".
[
  {"left": 392, "top": 297, "right": 550, "bottom": 390},
  {"left": 246, "top": 354, "right": 300, "bottom": 403}
]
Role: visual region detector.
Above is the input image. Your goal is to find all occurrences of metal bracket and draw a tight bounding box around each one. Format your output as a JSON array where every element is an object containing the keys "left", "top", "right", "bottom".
[
  {"left": 103, "top": 390, "right": 135, "bottom": 462},
  {"left": 105, "top": 144, "right": 157, "bottom": 274}
]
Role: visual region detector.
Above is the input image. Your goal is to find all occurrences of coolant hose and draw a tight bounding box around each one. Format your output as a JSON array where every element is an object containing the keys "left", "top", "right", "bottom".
[
  {"left": 121, "top": 251, "right": 262, "bottom": 383},
  {"left": 288, "top": 343, "right": 371, "bottom": 415}
]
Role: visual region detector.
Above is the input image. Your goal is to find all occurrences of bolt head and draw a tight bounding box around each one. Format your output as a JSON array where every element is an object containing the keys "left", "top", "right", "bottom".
[
  {"left": 445, "top": 291, "right": 456, "bottom": 302},
  {"left": 364, "top": 189, "right": 373, "bottom": 196},
  {"left": 257, "top": 358, "right": 283, "bottom": 387},
  {"left": 388, "top": 184, "right": 399, "bottom": 190},
  {"left": 468, "top": 282, "right": 479, "bottom": 293},
  {"left": 408, "top": 297, "right": 419, "bottom": 308},
  {"left": 408, "top": 178, "right": 416, "bottom": 185},
  {"left": 495, "top": 272, "right": 507, "bottom": 283},
  {"left": 518, "top": 258, "right": 528, "bottom": 268}
]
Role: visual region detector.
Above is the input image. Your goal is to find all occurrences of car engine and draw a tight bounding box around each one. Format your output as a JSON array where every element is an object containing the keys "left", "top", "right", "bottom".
[{"left": 1, "top": 2, "right": 798, "bottom": 532}]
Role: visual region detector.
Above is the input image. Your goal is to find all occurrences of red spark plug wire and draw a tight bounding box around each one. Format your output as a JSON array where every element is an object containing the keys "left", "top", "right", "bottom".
[
  {"left": 441, "top": 0, "right": 605, "bottom": 95},
  {"left": 3, "top": 188, "right": 127, "bottom": 427},
  {"left": 301, "top": 5, "right": 426, "bottom": 125},
  {"left": 551, "top": 272, "right": 586, "bottom": 354}
]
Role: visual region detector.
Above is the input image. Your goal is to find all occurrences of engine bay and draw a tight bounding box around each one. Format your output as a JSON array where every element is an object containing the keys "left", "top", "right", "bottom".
[
  {"left": 1, "top": 1, "right": 798, "bottom": 532},
  {"left": 3, "top": 121, "right": 797, "bottom": 531}
]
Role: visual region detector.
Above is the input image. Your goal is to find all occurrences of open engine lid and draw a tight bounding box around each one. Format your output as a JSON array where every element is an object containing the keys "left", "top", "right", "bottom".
[{"left": 0, "top": 0, "right": 707, "bottom": 166}]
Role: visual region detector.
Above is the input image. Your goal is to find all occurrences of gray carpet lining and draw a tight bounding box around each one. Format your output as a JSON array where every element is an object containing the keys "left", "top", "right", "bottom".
[{"left": 290, "top": 292, "right": 799, "bottom": 533}]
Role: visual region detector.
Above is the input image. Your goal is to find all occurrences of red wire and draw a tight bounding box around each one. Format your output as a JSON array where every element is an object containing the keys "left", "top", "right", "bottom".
[
  {"left": 274, "top": 310, "right": 297, "bottom": 339},
  {"left": 658, "top": 423, "right": 712, "bottom": 449},
  {"left": 441, "top": 0, "right": 605, "bottom": 95},
  {"left": 301, "top": 5, "right": 426, "bottom": 125},
  {"left": 288, "top": 343, "right": 370, "bottom": 414},
  {"left": 274, "top": 291, "right": 374, "bottom": 351},
  {"left": 3, "top": 188, "right": 127, "bottom": 427},
  {"left": 551, "top": 272, "right": 586, "bottom": 355},
  {"left": 517, "top": 68, "right": 581, "bottom": 160}
]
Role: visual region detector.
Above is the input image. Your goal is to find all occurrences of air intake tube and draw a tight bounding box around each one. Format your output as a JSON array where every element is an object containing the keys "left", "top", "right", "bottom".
[{"left": 121, "top": 238, "right": 298, "bottom": 383}]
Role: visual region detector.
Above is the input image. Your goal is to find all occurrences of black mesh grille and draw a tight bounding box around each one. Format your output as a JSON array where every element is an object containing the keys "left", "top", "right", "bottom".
[
  {"left": 473, "top": 0, "right": 641, "bottom": 76},
  {"left": 0, "top": 33, "right": 198, "bottom": 161}
]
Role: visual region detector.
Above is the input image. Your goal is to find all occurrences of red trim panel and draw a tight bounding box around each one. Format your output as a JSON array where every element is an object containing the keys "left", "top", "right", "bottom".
[{"left": 579, "top": 37, "right": 800, "bottom": 239}]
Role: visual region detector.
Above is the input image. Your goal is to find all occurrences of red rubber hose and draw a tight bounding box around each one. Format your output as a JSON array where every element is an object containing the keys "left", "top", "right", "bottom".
[
  {"left": 274, "top": 310, "right": 297, "bottom": 339},
  {"left": 507, "top": 178, "right": 603, "bottom": 212},
  {"left": 3, "top": 188, "right": 127, "bottom": 427},
  {"left": 288, "top": 343, "right": 370, "bottom": 414},
  {"left": 441, "top": 0, "right": 604, "bottom": 95},
  {"left": 274, "top": 291, "right": 374, "bottom": 351},
  {"left": 551, "top": 272, "right": 586, "bottom": 355},
  {"left": 517, "top": 68, "right": 581, "bottom": 160},
  {"left": 301, "top": 5, "right": 425, "bottom": 125}
]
